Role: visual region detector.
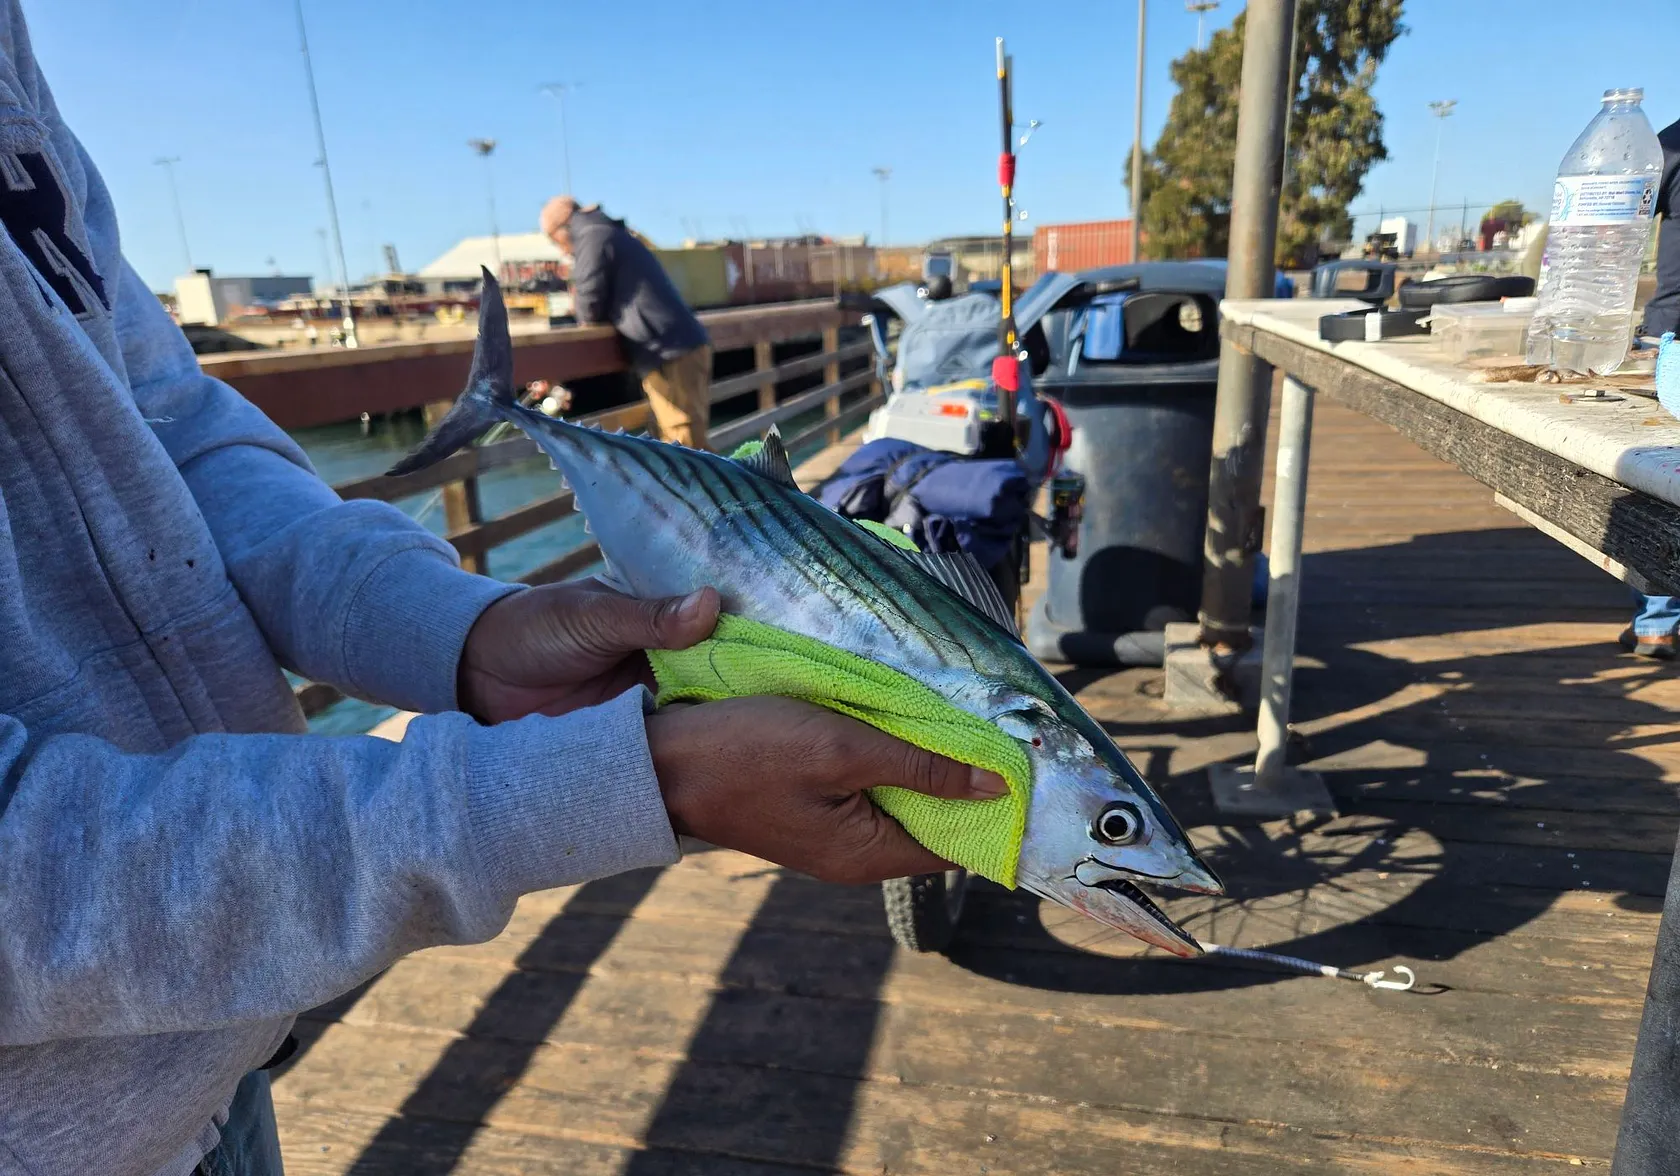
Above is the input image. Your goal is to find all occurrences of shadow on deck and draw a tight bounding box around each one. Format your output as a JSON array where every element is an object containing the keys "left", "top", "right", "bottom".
[{"left": 270, "top": 400, "right": 1676, "bottom": 1174}]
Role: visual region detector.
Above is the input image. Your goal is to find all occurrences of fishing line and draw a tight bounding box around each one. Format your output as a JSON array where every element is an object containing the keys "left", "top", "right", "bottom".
[{"left": 1198, "top": 942, "right": 1419, "bottom": 992}]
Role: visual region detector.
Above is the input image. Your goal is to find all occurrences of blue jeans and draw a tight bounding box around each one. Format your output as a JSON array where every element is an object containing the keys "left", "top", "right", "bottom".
[
  {"left": 195, "top": 1071, "right": 284, "bottom": 1176},
  {"left": 1633, "top": 593, "right": 1680, "bottom": 639}
]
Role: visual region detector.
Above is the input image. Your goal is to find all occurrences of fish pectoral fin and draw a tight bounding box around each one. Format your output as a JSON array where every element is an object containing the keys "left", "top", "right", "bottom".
[
  {"left": 903, "top": 550, "right": 1019, "bottom": 636},
  {"left": 734, "top": 426, "right": 800, "bottom": 489}
]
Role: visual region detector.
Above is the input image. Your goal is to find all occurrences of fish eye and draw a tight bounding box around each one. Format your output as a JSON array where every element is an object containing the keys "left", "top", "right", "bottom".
[{"left": 1093, "top": 802, "right": 1144, "bottom": 846}]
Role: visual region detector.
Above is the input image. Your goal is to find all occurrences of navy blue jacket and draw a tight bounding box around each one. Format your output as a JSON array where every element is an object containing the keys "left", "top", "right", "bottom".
[{"left": 567, "top": 207, "right": 708, "bottom": 372}]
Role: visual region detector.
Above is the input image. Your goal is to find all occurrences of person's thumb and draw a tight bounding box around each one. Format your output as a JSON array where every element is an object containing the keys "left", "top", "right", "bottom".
[
  {"left": 576, "top": 585, "right": 720, "bottom": 655},
  {"left": 871, "top": 734, "right": 1010, "bottom": 802}
]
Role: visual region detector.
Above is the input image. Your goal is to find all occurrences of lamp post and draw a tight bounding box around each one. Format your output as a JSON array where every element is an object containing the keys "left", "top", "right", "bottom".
[
  {"left": 153, "top": 156, "right": 193, "bottom": 276},
  {"left": 293, "top": 0, "right": 357, "bottom": 347},
  {"left": 1426, "top": 99, "right": 1458, "bottom": 255},
  {"left": 468, "top": 138, "right": 502, "bottom": 277},
  {"left": 1186, "top": 0, "right": 1219, "bottom": 50},
  {"left": 538, "top": 82, "right": 578, "bottom": 193}
]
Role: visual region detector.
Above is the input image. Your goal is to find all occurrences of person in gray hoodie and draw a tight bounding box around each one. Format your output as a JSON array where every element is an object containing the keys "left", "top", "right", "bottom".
[{"left": 0, "top": 7, "right": 1002, "bottom": 1175}]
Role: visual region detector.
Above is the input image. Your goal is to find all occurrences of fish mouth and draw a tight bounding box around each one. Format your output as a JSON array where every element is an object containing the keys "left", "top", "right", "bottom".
[{"left": 1086, "top": 876, "right": 1205, "bottom": 958}]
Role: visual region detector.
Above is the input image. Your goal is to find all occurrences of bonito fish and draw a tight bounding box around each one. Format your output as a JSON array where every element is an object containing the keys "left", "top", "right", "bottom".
[{"left": 391, "top": 270, "right": 1223, "bottom": 955}]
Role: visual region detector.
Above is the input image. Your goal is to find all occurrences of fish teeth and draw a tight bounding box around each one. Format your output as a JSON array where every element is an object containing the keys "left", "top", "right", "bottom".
[{"left": 582, "top": 517, "right": 593, "bottom": 534}]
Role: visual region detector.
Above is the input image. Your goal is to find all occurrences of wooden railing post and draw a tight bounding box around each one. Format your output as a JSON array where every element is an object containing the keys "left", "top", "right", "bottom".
[
  {"left": 754, "top": 337, "right": 776, "bottom": 412},
  {"left": 822, "top": 324, "right": 842, "bottom": 445},
  {"left": 423, "top": 399, "right": 485, "bottom": 575}
]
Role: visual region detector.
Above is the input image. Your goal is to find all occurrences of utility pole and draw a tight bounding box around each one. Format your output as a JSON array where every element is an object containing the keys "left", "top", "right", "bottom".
[
  {"left": 294, "top": 0, "right": 357, "bottom": 347},
  {"left": 538, "top": 82, "right": 578, "bottom": 193},
  {"left": 153, "top": 156, "right": 193, "bottom": 275},
  {"left": 1193, "top": 0, "right": 1297, "bottom": 651},
  {"left": 1426, "top": 99, "right": 1457, "bottom": 256},
  {"left": 468, "top": 139, "right": 502, "bottom": 277},
  {"left": 1129, "top": 0, "right": 1147, "bottom": 264},
  {"left": 1186, "top": 0, "right": 1219, "bottom": 50},
  {"left": 872, "top": 166, "right": 892, "bottom": 247}
]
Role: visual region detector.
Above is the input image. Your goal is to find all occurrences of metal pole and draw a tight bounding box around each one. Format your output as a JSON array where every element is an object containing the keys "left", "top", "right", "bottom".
[
  {"left": 1129, "top": 0, "right": 1146, "bottom": 263},
  {"left": 1186, "top": 0, "right": 1219, "bottom": 51},
  {"left": 154, "top": 157, "right": 193, "bottom": 275},
  {"left": 294, "top": 0, "right": 357, "bottom": 348},
  {"left": 1196, "top": 0, "right": 1297, "bottom": 650},
  {"left": 540, "top": 83, "right": 576, "bottom": 193},
  {"left": 1253, "top": 376, "right": 1313, "bottom": 782},
  {"left": 1612, "top": 832, "right": 1680, "bottom": 1175},
  {"left": 1425, "top": 100, "right": 1456, "bottom": 255}
]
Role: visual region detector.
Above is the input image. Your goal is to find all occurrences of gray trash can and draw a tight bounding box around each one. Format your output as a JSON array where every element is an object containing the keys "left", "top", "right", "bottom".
[{"left": 1025, "top": 263, "right": 1227, "bottom": 667}]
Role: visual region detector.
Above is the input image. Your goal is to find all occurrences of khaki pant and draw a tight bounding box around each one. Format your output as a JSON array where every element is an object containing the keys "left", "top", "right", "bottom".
[{"left": 641, "top": 346, "right": 712, "bottom": 450}]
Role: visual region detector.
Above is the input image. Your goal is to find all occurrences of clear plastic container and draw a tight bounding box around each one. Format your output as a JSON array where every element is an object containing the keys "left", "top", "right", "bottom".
[
  {"left": 1524, "top": 89, "right": 1664, "bottom": 375},
  {"left": 1432, "top": 302, "right": 1536, "bottom": 362}
]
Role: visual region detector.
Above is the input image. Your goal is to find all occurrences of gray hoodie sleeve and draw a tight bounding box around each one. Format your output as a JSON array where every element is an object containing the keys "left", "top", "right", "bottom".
[
  {"left": 0, "top": 690, "right": 680, "bottom": 1046},
  {"left": 113, "top": 252, "right": 513, "bottom": 715}
]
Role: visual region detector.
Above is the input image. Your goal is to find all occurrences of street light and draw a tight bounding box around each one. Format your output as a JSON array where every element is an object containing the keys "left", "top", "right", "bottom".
[
  {"left": 468, "top": 138, "right": 502, "bottom": 277},
  {"left": 1426, "top": 99, "right": 1457, "bottom": 255},
  {"left": 293, "top": 0, "right": 357, "bottom": 347},
  {"left": 871, "top": 165, "right": 891, "bottom": 247},
  {"left": 538, "top": 82, "right": 578, "bottom": 194},
  {"left": 153, "top": 156, "right": 192, "bottom": 276},
  {"left": 1186, "top": 0, "right": 1219, "bottom": 50}
]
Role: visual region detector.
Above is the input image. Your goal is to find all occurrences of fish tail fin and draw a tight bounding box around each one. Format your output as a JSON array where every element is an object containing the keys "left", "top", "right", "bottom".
[{"left": 385, "top": 267, "right": 516, "bottom": 476}]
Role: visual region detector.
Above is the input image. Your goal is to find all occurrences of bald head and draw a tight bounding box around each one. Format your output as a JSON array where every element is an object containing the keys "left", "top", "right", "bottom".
[{"left": 540, "top": 196, "right": 578, "bottom": 239}]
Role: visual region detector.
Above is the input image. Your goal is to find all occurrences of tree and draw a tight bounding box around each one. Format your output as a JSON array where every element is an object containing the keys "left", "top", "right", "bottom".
[
  {"left": 1129, "top": 1, "right": 1406, "bottom": 264},
  {"left": 1484, "top": 199, "right": 1535, "bottom": 228}
]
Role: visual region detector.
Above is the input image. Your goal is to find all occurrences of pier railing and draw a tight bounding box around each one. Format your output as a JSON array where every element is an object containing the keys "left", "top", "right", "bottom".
[{"left": 236, "top": 298, "right": 889, "bottom": 720}]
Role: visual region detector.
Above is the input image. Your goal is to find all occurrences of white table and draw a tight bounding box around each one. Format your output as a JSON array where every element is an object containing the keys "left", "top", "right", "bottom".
[{"left": 1219, "top": 297, "right": 1680, "bottom": 1176}]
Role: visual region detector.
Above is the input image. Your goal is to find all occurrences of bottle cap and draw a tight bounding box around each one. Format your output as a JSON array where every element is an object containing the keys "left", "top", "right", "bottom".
[{"left": 1603, "top": 87, "right": 1644, "bottom": 104}]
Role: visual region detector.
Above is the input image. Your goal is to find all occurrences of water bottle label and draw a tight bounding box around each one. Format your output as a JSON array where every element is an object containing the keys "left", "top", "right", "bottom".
[{"left": 1550, "top": 175, "right": 1659, "bottom": 225}]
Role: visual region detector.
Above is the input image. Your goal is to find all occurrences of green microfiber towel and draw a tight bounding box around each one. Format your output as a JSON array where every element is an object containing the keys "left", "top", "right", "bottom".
[{"left": 647, "top": 610, "right": 1030, "bottom": 886}]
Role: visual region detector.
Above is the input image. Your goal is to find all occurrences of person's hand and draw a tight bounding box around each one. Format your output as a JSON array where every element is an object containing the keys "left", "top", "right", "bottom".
[
  {"left": 458, "top": 581, "right": 720, "bottom": 723},
  {"left": 646, "top": 697, "right": 1009, "bottom": 884}
]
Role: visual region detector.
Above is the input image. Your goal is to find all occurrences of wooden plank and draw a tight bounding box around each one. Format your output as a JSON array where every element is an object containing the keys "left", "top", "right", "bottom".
[
  {"left": 709, "top": 370, "right": 872, "bottom": 453},
  {"left": 423, "top": 401, "right": 483, "bottom": 575},
  {"left": 277, "top": 1105, "right": 811, "bottom": 1176},
  {"left": 518, "top": 542, "right": 601, "bottom": 586},
  {"left": 448, "top": 490, "right": 576, "bottom": 564},
  {"left": 276, "top": 1007, "right": 1622, "bottom": 1167},
  {"left": 781, "top": 391, "right": 883, "bottom": 456},
  {"left": 408, "top": 849, "right": 1662, "bottom": 1001},
  {"left": 751, "top": 339, "right": 776, "bottom": 412},
  {"left": 1230, "top": 320, "right": 1680, "bottom": 595},
  {"left": 336, "top": 447, "right": 484, "bottom": 504},
  {"left": 706, "top": 340, "right": 871, "bottom": 405},
  {"left": 822, "top": 326, "right": 842, "bottom": 446}
]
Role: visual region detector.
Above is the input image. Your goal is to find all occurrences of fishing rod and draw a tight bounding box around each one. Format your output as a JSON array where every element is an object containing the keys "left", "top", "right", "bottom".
[{"left": 992, "top": 37, "right": 1020, "bottom": 444}]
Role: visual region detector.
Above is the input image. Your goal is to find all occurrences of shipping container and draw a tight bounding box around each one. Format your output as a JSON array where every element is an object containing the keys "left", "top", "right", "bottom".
[{"left": 1032, "top": 220, "right": 1135, "bottom": 275}]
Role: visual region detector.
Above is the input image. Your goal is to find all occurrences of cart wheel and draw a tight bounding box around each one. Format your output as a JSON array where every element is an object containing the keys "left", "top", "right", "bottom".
[{"left": 882, "top": 868, "right": 970, "bottom": 953}]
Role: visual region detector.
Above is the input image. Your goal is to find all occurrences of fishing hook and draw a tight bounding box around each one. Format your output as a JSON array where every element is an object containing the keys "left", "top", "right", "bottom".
[{"left": 1200, "top": 943, "right": 1419, "bottom": 993}]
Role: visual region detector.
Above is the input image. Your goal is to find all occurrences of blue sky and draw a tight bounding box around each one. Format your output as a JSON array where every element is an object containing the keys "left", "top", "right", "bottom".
[{"left": 21, "top": 0, "right": 1677, "bottom": 292}]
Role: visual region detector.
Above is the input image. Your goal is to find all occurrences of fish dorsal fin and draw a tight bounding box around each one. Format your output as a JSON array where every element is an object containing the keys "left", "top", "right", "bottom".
[
  {"left": 904, "top": 550, "right": 1020, "bottom": 637},
  {"left": 733, "top": 426, "right": 799, "bottom": 489}
]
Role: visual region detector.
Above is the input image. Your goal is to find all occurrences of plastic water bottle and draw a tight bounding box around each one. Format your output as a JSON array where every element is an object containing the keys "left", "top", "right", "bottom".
[{"left": 1525, "top": 88, "right": 1663, "bottom": 374}]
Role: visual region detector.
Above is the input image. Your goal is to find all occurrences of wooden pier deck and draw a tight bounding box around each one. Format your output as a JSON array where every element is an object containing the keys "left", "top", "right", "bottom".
[{"left": 270, "top": 396, "right": 1677, "bottom": 1173}]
